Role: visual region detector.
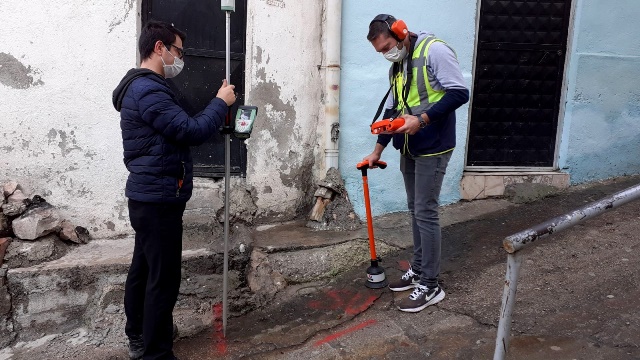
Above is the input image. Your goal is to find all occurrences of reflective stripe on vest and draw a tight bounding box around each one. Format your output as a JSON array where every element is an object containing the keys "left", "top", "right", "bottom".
[{"left": 393, "top": 36, "right": 451, "bottom": 115}]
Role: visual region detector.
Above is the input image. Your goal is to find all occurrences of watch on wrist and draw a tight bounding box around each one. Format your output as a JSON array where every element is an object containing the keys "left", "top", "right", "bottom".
[{"left": 419, "top": 113, "right": 429, "bottom": 128}]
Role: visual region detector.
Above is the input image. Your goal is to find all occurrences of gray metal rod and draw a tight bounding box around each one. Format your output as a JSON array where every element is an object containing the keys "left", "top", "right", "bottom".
[
  {"left": 493, "top": 252, "right": 523, "bottom": 360},
  {"left": 226, "top": 11, "right": 231, "bottom": 85},
  {"left": 495, "top": 182, "right": 640, "bottom": 358},
  {"left": 504, "top": 183, "right": 640, "bottom": 253},
  {"left": 222, "top": 10, "right": 231, "bottom": 337}
]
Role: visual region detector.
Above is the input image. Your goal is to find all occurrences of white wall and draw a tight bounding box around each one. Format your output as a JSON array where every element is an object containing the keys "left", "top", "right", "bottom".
[{"left": 0, "top": 0, "right": 138, "bottom": 237}]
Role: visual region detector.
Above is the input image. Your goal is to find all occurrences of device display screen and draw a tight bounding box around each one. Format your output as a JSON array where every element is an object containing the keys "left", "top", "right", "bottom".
[{"left": 234, "top": 106, "right": 258, "bottom": 138}]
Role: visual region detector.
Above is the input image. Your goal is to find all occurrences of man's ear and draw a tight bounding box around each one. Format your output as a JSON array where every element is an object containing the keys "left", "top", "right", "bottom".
[
  {"left": 401, "top": 36, "right": 410, "bottom": 49},
  {"left": 154, "top": 40, "right": 164, "bottom": 56}
]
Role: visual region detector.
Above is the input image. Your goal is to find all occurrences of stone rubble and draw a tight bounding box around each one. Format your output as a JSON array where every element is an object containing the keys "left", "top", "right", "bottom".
[
  {"left": 11, "top": 203, "right": 62, "bottom": 240},
  {"left": 0, "top": 213, "right": 10, "bottom": 238},
  {"left": 59, "top": 220, "right": 91, "bottom": 244},
  {"left": 0, "top": 237, "right": 10, "bottom": 266},
  {"left": 307, "top": 167, "right": 362, "bottom": 231},
  {"left": 0, "top": 180, "right": 91, "bottom": 266},
  {"left": 0, "top": 264, "right": 14, "bottom": 348},
  {"left": 3, "top": 235, "right": 69, "bottom": 269},
  {"left": 3, "top": 181, "right": 19, "bottom": 198},
  {"left": 0, "top": 180, "right": 92, "bottom": 348},
  {"left": 1, "top": 198, "right": 27, "bottom": 217}
]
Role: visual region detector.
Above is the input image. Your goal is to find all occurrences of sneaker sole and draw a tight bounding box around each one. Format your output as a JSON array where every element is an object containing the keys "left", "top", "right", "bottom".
[
  {"left": 388, "top": 282, "right": 419, "bottom": 292},
  {"left": 397, "top": 290, "right": 446, "bottom": 313}
]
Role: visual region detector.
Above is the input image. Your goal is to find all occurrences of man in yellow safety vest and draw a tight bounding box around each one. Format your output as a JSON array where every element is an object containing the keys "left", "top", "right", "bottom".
[{"left": 363, "top": 14, "right": 469, "bottom": 313}]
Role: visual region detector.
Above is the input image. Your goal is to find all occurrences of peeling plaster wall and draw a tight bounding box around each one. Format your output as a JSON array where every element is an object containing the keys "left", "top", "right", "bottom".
[
  {"left": 340, "top": 1, "right": 477, "bottom": 217},
  {"left": 557, "top": 0, "right": 640, "bottom": 183},
  {"left": 0, "top": 0, "right": 137, "bottom": 237},
  {"left": 1, "top": 0, "right": 330, "bottom": 237},
  {"left": 244, "top": 0, "right": 325, "bottom": 220}
]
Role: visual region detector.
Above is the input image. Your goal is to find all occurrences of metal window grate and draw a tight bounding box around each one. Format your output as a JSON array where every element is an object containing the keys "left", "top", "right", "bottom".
[{"left": 467, "top": 0, "right": 572, "bottom": 167}]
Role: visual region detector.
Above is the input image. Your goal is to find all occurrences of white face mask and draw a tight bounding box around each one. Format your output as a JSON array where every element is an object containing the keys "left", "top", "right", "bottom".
[
  {"left": 161, "top": 46, "right": 184, "bottom": 78},
  {"left": 383, "top": 42, "right": 408, "bottom": 63}
]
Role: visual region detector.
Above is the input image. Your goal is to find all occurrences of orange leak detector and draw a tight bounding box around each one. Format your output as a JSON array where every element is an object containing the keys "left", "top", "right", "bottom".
[
  {"left": 356, "top": 160, "right": 388, "bottom": 289},
  {"left": 370, "top": 117, "right": 405, "bottom": 135}
]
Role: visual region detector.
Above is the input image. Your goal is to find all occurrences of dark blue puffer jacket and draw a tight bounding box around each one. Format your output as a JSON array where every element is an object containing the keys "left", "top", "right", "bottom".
[{"left": 112, "top": 68, "right": 227, "bottom": 203}]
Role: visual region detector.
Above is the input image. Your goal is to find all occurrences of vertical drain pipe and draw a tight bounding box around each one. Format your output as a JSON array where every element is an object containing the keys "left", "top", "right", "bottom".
[{"left": 324, "top": 0, "right": 342, "bottom": 170}]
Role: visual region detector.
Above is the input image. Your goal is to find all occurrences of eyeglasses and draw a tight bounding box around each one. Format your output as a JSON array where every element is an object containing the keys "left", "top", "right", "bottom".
[{"left": 165, "top": 44, "right": 184, "bottom": 59}]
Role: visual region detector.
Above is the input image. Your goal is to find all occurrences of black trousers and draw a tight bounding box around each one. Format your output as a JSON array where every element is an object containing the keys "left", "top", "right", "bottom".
[{"left": 125, "top": 199, "right": 186, "bottom": 360}]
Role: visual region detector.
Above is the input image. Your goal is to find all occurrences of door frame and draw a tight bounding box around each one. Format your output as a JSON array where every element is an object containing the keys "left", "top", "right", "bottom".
[{"left": 463, "top": 0, "right": 579, "bottom": 172}]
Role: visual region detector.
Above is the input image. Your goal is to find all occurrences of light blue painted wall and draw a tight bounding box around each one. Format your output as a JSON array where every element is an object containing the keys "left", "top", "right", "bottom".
[
  {"left": 339, "top": 0, "right": 477, "bottom": 218},
  {"left": 558, "top": 0, "right": 640, "bottom": 183}
]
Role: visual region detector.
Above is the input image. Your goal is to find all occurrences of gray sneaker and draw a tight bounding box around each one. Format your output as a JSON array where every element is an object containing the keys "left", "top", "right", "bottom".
[
  {"left": 396, "top": 285, "right": 445, "bottom": 313},
  {"left": 388, "top": 267, "right": 420, "bottom": 292}
]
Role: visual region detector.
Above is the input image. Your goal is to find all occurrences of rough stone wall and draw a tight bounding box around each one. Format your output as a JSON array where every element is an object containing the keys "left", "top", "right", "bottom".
[{"left": 0, "top": 264, "right": 14, "bottom": 348}]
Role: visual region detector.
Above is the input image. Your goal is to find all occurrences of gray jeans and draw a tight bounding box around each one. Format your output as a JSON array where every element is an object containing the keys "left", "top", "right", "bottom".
[{"left": 400, "top": 151, "right": 452, "bottom": 288}]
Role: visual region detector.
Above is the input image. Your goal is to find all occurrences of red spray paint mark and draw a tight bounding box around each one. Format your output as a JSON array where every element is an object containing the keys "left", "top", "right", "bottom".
[
  {"left": 313, "top": 319, "right": 378, "bottom": 347},
  {"left": 307, "top": 289, "right": 378, "bottom": 316},
  {"left": 398, "top": 260, "right": 410, "bottom": 271},
  {"left": 212, "top": 303, "right": 227, "bottom": 355}
]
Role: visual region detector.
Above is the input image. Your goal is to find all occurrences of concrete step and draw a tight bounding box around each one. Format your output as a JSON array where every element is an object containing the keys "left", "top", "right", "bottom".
[
  {"left": 247, "top": 199, "right": 514, "bottom": 296},
  {"left": 5, "top": 237, "right": 251, "bottom": 346}
]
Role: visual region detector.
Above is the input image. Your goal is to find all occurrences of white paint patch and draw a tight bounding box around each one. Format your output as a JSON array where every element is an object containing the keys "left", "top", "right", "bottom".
[
  {"left": 24, "top": 334, "right": 59, "bottom": 350},
  {"left": 181, "top": 248, "right": 214, "bottom": 257},
  {"left": 256, "top": 221, "right": 297, "bottom": 231},
  {"left": 0, "top": 347, "right": 13, "bottom": 360},
  {"left": 66, "top": 328, "right": 90, "bottom": 346}
]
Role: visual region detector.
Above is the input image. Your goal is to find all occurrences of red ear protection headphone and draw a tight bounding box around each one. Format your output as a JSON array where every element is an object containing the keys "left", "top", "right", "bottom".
[{"left": 370, "top": 14, "right": 408, "bottom": 42}]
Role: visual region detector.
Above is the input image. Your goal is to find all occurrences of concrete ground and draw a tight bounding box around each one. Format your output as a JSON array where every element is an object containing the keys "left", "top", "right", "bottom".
[{"left": 1, "top": 175, "right": 639, "bottom": 359}]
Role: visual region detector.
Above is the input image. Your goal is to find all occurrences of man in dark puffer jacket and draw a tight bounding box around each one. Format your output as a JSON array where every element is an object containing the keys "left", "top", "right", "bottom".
[{"left": 112, "top": 20, "right": 236, "bottom": 360}]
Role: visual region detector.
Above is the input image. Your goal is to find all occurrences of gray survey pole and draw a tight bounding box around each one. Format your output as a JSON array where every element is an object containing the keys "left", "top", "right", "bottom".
[{"left": 221, "top": 0, "right": 235, "bottom": 337}]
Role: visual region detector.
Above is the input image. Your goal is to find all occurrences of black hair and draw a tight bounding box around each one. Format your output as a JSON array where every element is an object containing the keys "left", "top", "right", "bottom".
[
  {"left": 138, "top": 20, "right": 187, "bottom": 60},
  {"left": 367, "top": 20, "right": 391, "bottom": 42}
]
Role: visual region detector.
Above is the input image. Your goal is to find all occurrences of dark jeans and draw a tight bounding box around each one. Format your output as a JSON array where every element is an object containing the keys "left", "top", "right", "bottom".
[
  {"left": 125, "top": 199, "right": 186, "bottom": 360},
  {"left": 400, "top": 151, "right": 452, "bottom": 288}
]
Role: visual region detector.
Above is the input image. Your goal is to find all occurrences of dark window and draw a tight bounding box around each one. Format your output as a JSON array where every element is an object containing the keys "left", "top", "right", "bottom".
[{"left": 467, "top": 0, "right": 573, "bottom": 167}]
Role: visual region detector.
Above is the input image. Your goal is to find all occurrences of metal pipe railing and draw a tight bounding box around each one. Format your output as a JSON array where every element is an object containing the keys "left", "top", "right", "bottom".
[{"left": 493, "top": 182, "right": 640, "bottom": 360}]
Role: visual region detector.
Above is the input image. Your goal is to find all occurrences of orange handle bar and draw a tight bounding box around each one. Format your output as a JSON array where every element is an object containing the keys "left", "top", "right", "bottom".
[
  {"left": 370, "top": 118, "right": 405, "bottom": 135},
  {"left": 356, "top": 160, "right": 387, "bottom": 170}
]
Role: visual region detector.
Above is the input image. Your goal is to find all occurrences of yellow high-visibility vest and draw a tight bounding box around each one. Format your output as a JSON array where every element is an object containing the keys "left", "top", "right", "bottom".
[{"left": 392, "top": 36, "right": 451, "bottom": 115}]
